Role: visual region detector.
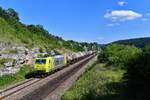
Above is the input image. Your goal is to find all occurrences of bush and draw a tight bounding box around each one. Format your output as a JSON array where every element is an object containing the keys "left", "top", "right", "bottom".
[
  {"left": 99, "top": 44, "right": 142, "bottom": 69},
  {"left": 98, "top": 44, "right": 150, "bottom": 99},
  {"left": 97, "top": 51, "right": 107, "bottom": 63},
  {"left": 125, "top": 45, "right": 150, "bottom": 100}
]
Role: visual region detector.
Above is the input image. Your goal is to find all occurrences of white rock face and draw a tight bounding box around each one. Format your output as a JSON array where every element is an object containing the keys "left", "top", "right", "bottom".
[
  {"left": 4, "top": 61, "right": 13, "bottom": 67},
  {"left": 0, "top": 43, "right": 40, "bottom": 76},
  {"left": 0, "top": 67, "right": 20, "bottom": 76}
]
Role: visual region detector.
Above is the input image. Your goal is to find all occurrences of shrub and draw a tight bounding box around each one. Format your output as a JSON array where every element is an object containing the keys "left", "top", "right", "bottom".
[
  {"left": 97, "top": 51, "right": 107, "bottom": 63},
  {"left": 99, "top": 44, "right": 142, "bottom": 69},
  {"left": 125, "top": 45, "right": 150, "bottom": 100}
]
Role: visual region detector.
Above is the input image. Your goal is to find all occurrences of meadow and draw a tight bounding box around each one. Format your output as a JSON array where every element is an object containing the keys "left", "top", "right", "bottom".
[{"left": 62, "top": 63, "right": 126, "bottom": 100}]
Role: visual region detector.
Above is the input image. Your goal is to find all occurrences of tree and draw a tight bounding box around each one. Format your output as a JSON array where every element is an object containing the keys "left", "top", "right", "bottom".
[
  {"left": 125, "top": 45, "right": 150, "bottom": 99},
  {"left": 102, "top": 44, "right": 142, "bottom": 68},
  {"left": 6, "top": 8, "right": 19, "bottom": 21}
]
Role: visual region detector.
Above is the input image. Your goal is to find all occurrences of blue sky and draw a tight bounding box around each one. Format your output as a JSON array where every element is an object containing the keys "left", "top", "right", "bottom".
[{"left": 0, "top": 0, "right": 150, "bottom": 44}]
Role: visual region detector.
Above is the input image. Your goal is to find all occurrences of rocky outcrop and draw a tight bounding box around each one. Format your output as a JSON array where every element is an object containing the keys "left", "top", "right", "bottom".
[
  {"left": 0, "top": 42, "right": 63, "bottom": 76},
  {"left": 0, "top": 43, "right": 41, "bottom": 76}
]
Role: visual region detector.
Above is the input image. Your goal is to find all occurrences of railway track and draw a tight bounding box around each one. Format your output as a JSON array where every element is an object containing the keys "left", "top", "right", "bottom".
[
  {"left": 44, "top": 55, "right": 96, "bottom": 100},
  {"left": 0, "top": 78, "right": 41, "bottom": 99},
  {"left": 0, "top": 54, "right": 96, "bottom": 100}
]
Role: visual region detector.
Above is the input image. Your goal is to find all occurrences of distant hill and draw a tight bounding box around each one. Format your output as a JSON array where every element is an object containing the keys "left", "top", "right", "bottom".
[
  {"left": 0, "top": 7, "right": 99, "bottom": 52},
  {"left": 111, "top": 37, "right": 150, "bottom": 48}
]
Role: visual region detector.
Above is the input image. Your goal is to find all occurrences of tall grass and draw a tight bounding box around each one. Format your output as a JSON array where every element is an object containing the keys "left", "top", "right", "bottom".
[
  {"left": 0, "top": 17, "right": 84, "bottom": 51},
  {"left": 62, "top": 63, "right": 126, "bottom": 100}
]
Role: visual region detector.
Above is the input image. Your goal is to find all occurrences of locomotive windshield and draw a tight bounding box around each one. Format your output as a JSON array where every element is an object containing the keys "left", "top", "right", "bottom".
[{"left": 35, "top": 59, "right": 46, "bottom": 64}]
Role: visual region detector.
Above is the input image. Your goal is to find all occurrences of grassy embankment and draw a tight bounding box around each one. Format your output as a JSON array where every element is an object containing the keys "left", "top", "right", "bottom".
[
  {"left": 0, "top": 65, "right": 33, "bottom": 89},
  {"left": 62, "top": 63, "right": 126, "bottom": 100},
  {"left": 0, "top": 6, "right": 100, "bottom": 90},
  {"left": 63, "top": 44, "right": 148, "bottom": 100},
  {"left": 0, "top": 11, "right": 97, "bottom": 52}
]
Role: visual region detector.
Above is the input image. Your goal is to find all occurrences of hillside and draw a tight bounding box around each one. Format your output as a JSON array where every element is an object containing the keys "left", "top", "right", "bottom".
[
  {"left": 0, "top": 7, "right": 99, "bottom": 77},
  {"left": 0, "top": 7, "right": 99, "bottom": 52},
  {"left": 111, "top": 37, "right": 150, "bottom": 48}
]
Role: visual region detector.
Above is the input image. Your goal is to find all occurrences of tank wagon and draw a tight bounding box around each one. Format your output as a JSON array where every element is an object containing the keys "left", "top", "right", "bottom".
[{"left": 34, "top": 51, "right": 95, "bottom": 73}]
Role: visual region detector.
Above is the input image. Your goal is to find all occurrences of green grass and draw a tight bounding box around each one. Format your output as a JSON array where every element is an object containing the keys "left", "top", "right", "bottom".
[
  {"left": 0, "top": 17, "right": 18, "bottom": 43},
  {"left": 0, "top": 65, "right": 34, "bottom": 89},
  {"left": 0, "top": 17, "right": 83, "bottom": 52},
  {"left": 62, "top": 63, "right": 126, "bottom": 100}
]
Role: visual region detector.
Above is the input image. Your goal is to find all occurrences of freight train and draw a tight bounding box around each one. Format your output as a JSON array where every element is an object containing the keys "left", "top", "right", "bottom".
[{"left": 34, "top": 51, "right": 95, "bottom": 74}]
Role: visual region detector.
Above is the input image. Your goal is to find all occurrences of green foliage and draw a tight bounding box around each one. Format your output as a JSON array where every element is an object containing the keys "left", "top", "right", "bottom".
[
  {"left": 99, "top": 44, "right": 142, "bottom": 68},
  {"left": 0, "top": 58, "right": 7, "bottom": 64},
  {"left": 101, "top": 44, "right": 150, "bottom": 99},
  {"left": 0, "top": 65, "right": 33, "bottom": 89},
  {"left": 62, "top": 64, "right": 125, "bottom": 100},
  {"left": 0, "top": 7, "right": 19, "bottom": 22},
  {"left": 97, "top": 50, "right": 107, "bottom": 63},
  {"left": 0, "top": 6, "right": 99, "bottom": 52},
  {"left": 112, "top": 37, "right": 150, "bottom": 48},
  {"left": 0, "top": 17, "right": 17, "bottom": 42},
  {"left": 0, "top": 58, "right": 6, "bottom": 68},
  {"left": 6, "top": 8, "right": 19, "bottom": 21},
  {"left": 125, "top": 45, "right": 150, "bottom": 100}
]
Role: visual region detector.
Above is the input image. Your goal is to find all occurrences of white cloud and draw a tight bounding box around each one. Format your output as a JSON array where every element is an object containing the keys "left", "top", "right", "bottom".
[
  {"left": 118, "top": 1, "right": 126, "bottom": 6},
  {"left": 104, "top": 10, "right": 143, "bottom": 22},
  {"left": 106, "top": 23, "right": 120, "bottom": 27}
]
